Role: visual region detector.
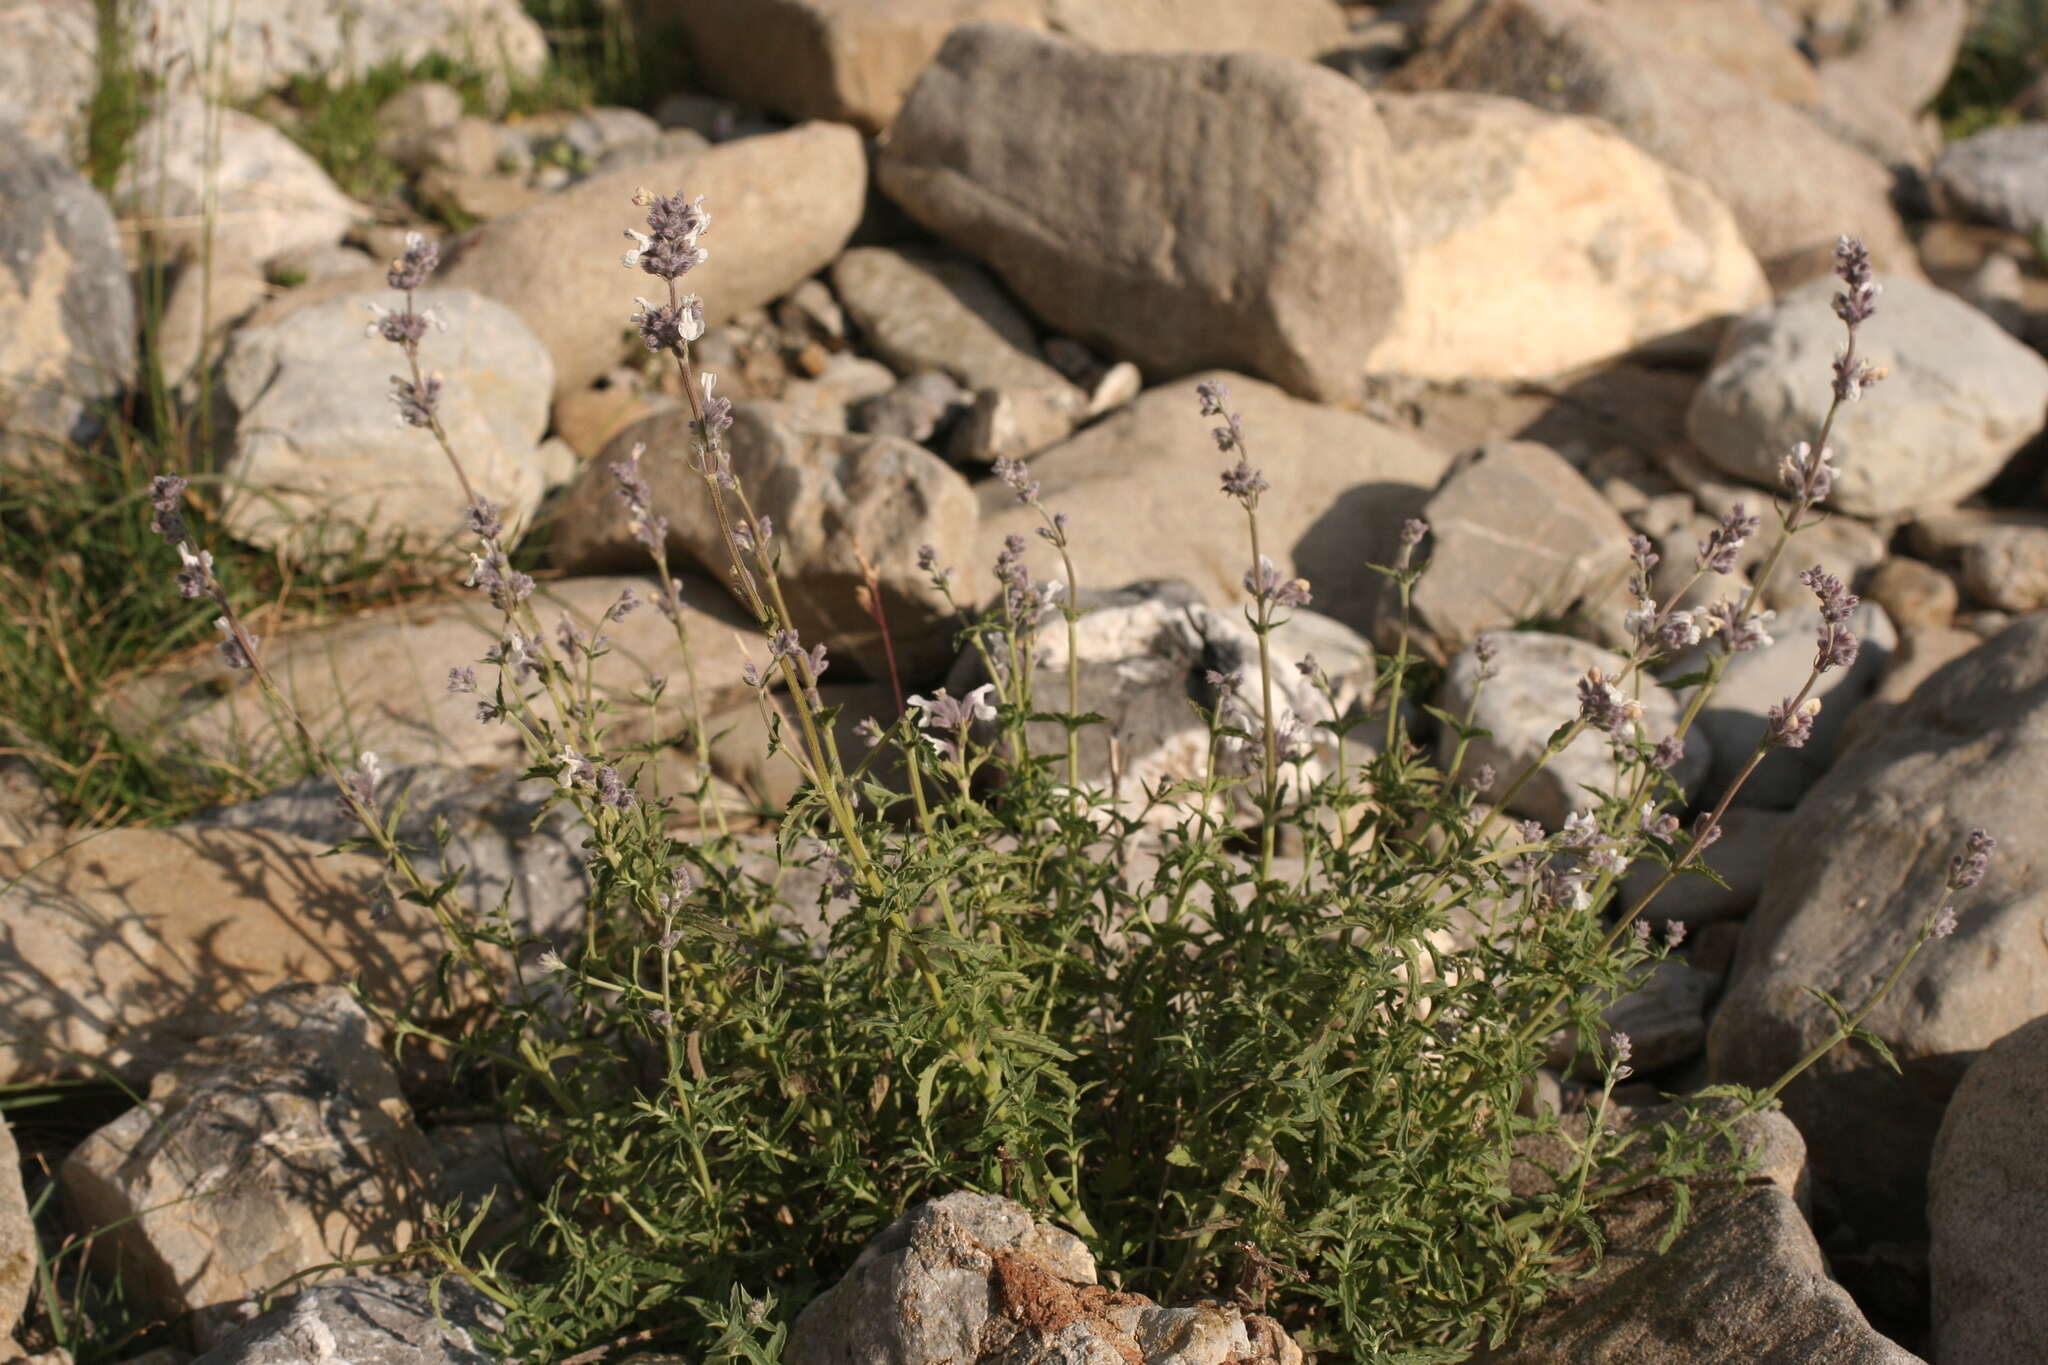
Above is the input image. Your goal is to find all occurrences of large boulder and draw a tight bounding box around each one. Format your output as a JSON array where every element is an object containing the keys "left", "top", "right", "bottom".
[
  {"left": 60, "top": 987, "right": 438, "bottom": 1331},
  {"left": 1039, "top": 0, "right": 1343, "bottom": 56},
  {"left": 191, "top": 1273, "right": 500, "bottom": 1364},
  {"left": 116, "top": 97, "right": 367, "bottom": 266},
  {"left": 1367, "top": 92, "right": 1767, "bottom": 381},
  {"left": 1707, "top": 616, "right": 2048, "bottom": 1241},
  {"left": 1409, "top": 440, "right": 1636, "bottom": 653},
  {"left": 132, "top": 0, "right": 546, "bottom": 100},
  {"left": 1395, "top": 0, "right": 1915, "bottom": 280},
  {"left": 440, "top": 123, "right": 867, "bottom": 398},
  {"left": 879, "top": 24, "right": 1404, "bottom": 402},
  {"left": 111, "top": 576, "right": 762, "bottom": 773},
  {"left": 550, "top": 404, "right": 978, "bottom": 681},
  {"left": 970, "top": 373, "right": 1452, "bottom": 632},
  {"left": 217, "top": 287, "right": 554, "bottom": 566},
  {"left": 1934, "top": 123, "right": 2048, "bottom": 237},
  {"left": 1687, "top": 275, "right": 2048, "bottom": 519},
  {"left": 0, "top": 0, "right": 97, "bottom": 156},
  {"left": 0, "top": 122, "right": 137, "bottom": 470},
  {"left": 1929, "top": 1012, "right": 2048, "bottom": 1365},
  {"left": 831, "top": 246, "right": 1080, "bottom": 400}
]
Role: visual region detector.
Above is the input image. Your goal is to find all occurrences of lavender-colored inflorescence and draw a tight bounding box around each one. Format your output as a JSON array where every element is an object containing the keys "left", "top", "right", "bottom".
[
  {"left": 1780, "top": 441, "right": 1837, "bottom": 504},
  {"left": 1947, "top": 828, "right": 1995, "bottom": 892},
  {"left": 1801, "top": 564, "right": 1862, "bottom": 673},
  {"left": 1195, "top": 378, "right": 1246, "bottom": 458},
  {"left": 390, "top": 373, "right": 442, "bottom": 428},
  {"left": 387, "top": 232, "right": 439, "bottom": 291},
  {"left": 1577, "top": 667, "right": 1643, "bottom": 736},
  {"left": 1610, "top": 1031, "right": 1634, "bottom": 1080},
  {"left": 1692, "top": 812, "right": 1723, "bottom": 850},
  {"left": 1698, "top": 504, "right": 1759, "bottom": 575},
  {"left": 214, "top": 615, "right": 257, "bottom": 669},
  {"left": 1651, "top": 735, "right": 1685, "bottom": 772},
  {"left": 1701, "top": 599, "right": 1774, "bottom": 654},
  {"left": 699, "top": 372, "right": 733, "bottom": 438},
  {"left": 1831, "top": 235, "right": 1879, "bottom": 326},
  {"left": 1765, "top": 696, "right": 1822, "bottom": 748},
  {"left": 1638, "top": 803, "right": 1679, "bottom": 841},
  {"left": 994, "top": 533, "right": 1061, "bottom": 620},
  {"left": 149, "top": 474, "right": 190, "bottom": 544},
  {"left": 623, "top": 189, "right": 710, "bottom": 281},
  {"left": 1245, "top": 555, "right": 1312, "bottom": 609},
  {"left": 631, "top": 294, "right": 705, "bottom": 353},
  {"left": 1473, "top": 632, "right": 1498, "bottom": 682},
  {"left": 611, "top": 445, "right": 670, "bottom": 554},
  {"left": 447, "top": 666, "right": 477, "bottom": 694},
  {"left": 906, "top": 683, "right": 998, "bottom": 763},
  {"left": 175, "top": 543, "right": 216, "bottom": 600},
  {"left": 467, "top": 546, "right": 535, "bottom": 613},
  {"left": 1220, "top": 459, "right": 1268, "bottom": 503},
  {"left": 337, "top": 751, "right": 381, "bottom": 820},
  {"left": 992, "top": 455, "right": 1040, "bottom": 505},
  {"left": 595, "top": 764, "right": 636, "bottom": 810}
]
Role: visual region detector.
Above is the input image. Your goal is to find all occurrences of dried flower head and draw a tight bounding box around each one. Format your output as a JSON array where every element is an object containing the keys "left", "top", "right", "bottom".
[
  {"left": 1831, "top": 235, "right": 1879, "bottom": 326},
  {"left": 1698, "top": 504, "right": 1760, "bottom": 575},
  {"left": 1220, "top": 459, "right": 1268, "bottom": 504},
  {"left": 149, "top": 474, "right": 190, "bottom": 544},
  {"left": 1780, "top": 441, "right": 1837, "bottom": 504},
  {"left": 1947, "top": 828, "right": 1995, "bottom": 892},
  {"left": 1765, "top": 695, "right": 1823, "bottom": 748}
]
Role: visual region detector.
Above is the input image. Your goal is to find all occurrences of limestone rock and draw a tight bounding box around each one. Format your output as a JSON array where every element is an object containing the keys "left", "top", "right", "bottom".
[
  {"left": 217, "top": 287, "right": 553, "bottom": 567},
  {"left": 831, "top": 248, "right": 1078, "bottom": 400},
  {"left": 1366, "top": 92, "right": 1767, "bottom": 381},
  {"left": 0, "top": 123, "right": 138, "bottom": 470},
  {"left": 1396, "top": 0, "right": 1915, "bottom": 279},
  {"left": 972, "top": 373, "right": 1453, "bottom": 636},
  {"left": 551, "top": 404, "right": 979, "bottom": 680},
  {"left": 880, "top": 24, "right": 1404, "bottom": 402},
  {"left": 117, "top": 98, "right": 366, "bottom": 266},
  {"left": 191, "top": 1273, "right": 499, "bottom": 1364},
  {"left": 1410, "top": 440, "right": 1635, "bottom": 653},
  {"left": 0, "top": 0, "right": 97, "bottom": 157},
  {"left": 111, "top": 576, "right": 762, "bottom": 774},
  {"left": 0, "top": 1111, "right": 29, "bottom": 1340},
  {"left": 1934, "top": 120, "right": 2048, "bottom": 236},
  {"left": 60, "top": 987, "right": 438, "bottom": 1325},
  {"left": 1929, "top": 1012, "right": 2048, "bottom": 1365},
  {"left": 1040, "top": 0, "right": 1343, "bottom": 58},
  {"left": 1687, "top": 275, "right": 2048, "bottom": 518},
  {"left": 785, "top": 1191, "right": 1302, "bottom": 1365},
  {"left": 1437, "top": 631, "right": 1709, "bottom": 827},
  {"left": 1707, "top": 616, "right": 2048, "bottom": 1241},
  {"left": 440, "top": 123, "right": 866, "bottom": 399}
]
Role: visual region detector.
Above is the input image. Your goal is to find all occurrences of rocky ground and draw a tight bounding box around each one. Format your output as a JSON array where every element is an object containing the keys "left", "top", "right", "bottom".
[{"left": 6, "top": 0, "right": 2048, "bottom": 1362}]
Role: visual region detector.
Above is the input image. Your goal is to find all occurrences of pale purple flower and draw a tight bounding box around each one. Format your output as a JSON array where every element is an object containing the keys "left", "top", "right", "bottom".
[
  {"left": 555, "top": 747, "right": 597, "bottom": 788},
  {"left": 1639, "top": 803, "right": 1679, "bottom": 840},
  {"left": 1577, "top": 668, "right": 1643, "bottom": 736},
  {"left": 1473, "top": 632, "right": 1498, "bottom": 682},
  {"left": 699, "top": 372, "right": 733, "bottom": 436},
  {"left": 175, "top": 543, "right": 216, "bottom": 600},
  {"left": 1948, "top": 828, "right": 1995, "bottom": 892},
  {"left": 1832, "top": 235, "right": 1879, "bottom": 325},
  {"left": 336, "top": 751, "right": 381, "bottom": 820},
  {"left": 1698, "top": 504, "right": 1759, "bottom": 575},
  {"left": 1780, "top": 441, "right": 1837, "bottom": 504},
  {"left": 386, "top": 232, "right": 439, "bottom": 291},
  {"left": 1702, "top": 600, "right": 1774, "bottom": 654},
  {"left": 1650, "top": 735, "right": 1685, "bottom": 772},
  {"left": 1930, "top": 904, "right": 1959, "bottom": 939},
  {"left": 622, "top": 189, "right": 710, "bottom": 281},
  {"left": 1692, "top": 812, "right": 1723, "bottom": 850},
  {"left": 447, "top": 666, "right": 477, "bottom": 693},
  {"left": 390, "top": 373, "right": 442, "bottom": 428},
  {"left": 1610, "top": 1031, "right": 1634, "bottom": 1080},
  {"left": 466, "top": 499, "right": 503, "bottom": 541},
  {"left": 1220, "top": 459, "right": 1268, "bottom": 503},
  {"left": 466, "top": 548, "right": 534, "bottom": 613},
  {"left": 1664, "top": 919, "right": 1687, "bottom": 949},
  {"left": 1245, "top": 555, "right": 1312, "bottom": 609},
  {"left": 214, "top": 616, "right": 256, "bottom": 669},
  {"left": 631, "top": 294, "right": 704, "bottom": 352},
  {"left": 149, "top": 474, "right": 189, "bottom": 543},
  {"left": 855, "top": 715, "right": 885, "bottom": 748},
  {"left": 1766, "top": 696, "right": 1822, "bottom": 749},
  {"left": 992, "top": 455, "right": 1040, "bottom": 505},
  {"left": 907, "top": 683, "right": 998, "bottom": 763},
  {"left": 595, "top": 764, "right": 635, "bottom": 810}
]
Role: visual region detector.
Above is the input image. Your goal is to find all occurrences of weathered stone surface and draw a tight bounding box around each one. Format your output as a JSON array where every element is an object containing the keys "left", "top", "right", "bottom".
[
  {"left": 133, "top": 0, "right": 545, "bottom": 101},
  {"left": 1708, "top": 616, "right": 2048, "bottom": 1241},
  {"left": 60, "top": 987, "right": 438, "bottom": 1325},
  {"left": 973, "top": 374, "right": 1453, "bottom": 636},
  {"left": 0, "top": 1111, "right": 29, "bottom": 1340},
  {"left": 192, "top": 1272, "right": 499, "bottom": 1364},
  {"left": 1549, "top": 960, "right": 1721, "bottom": 1078},
  {"left": 1910, "top": 509, "right": 2048, "bottom": 614},
  {"left": 0, "top": 826, "right": 440, "bottom": 1084},
  {"left": 785, "top": 1191, "right": 1302, "bottom": 1365},
  {"left": 880, "top": 24, "right": 1404, "bottom": 402},
  {"left": 1687, "top": 275, "right": 2048, "bottom": 518},
  {"left": 156, "top": 262, "right": 273, "bottom": 391},
  {"left": 831, "top": 247, "right": 1079, "bottom": 400},
  {"left": 1689, "top": 601, "right": 1895, "bottom": 809},
  {"left": 1474, "top": 1185, "right": 1920, "bottom": 1363},
  {"left": 1437, "top": 631, "right": 1709, "bottom": 827},
  {"left": 112, "top": 576, "right": 762, "bottom": 774},
  {"left": 1935, "top": 122, "right": 2048, "bottom": 236},
  {"left": 1366, "top": 93, "right": 1767, "bottom": 381},
  {"left": 1860, "top": 556, "right": 1957, "bottom": 631},
  {"left": 1397, "top": 0, "right": 1916, "bottom": 279},
  {"left": 1608, "top": 0, "right": 1819, "bottom": 106},
  {"left": 217, "top": 287, "right": 552, "bottom": 565},
  {"left": 0, "top": 756, "right": 61, "bottom": 851},
  {"left": 117, "top": 98, "right": 367, "bottom": 266},
  {"left": 1410, "top": 440, "right": 1635, "bottom": 653},
  {"left": 0, "top": 0, "right": 97, "bottom": 156},
  {"left": 552, "top": 404, "right": 978, "bottom": 680},
  {"left": 0, "top": 123, "right": 137, "bottom": 469},
  {"left": 1040, "top": 0, "right": 1343, "bottom": 57},
  {"left": 441, "top": 123, "right": 866, "bottom": 398},
  {"left": 850, "top": 369, "right": 971, "bottom": 444},
  {"left": 1619, "top": 805, "right": 1788, "bottom": 926},
  {"left": 1929, "top": 1012, "right": 2048, "bottom": 1365}
]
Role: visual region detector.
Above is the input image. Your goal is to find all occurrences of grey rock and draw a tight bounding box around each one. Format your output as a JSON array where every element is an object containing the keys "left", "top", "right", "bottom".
[
  {"left": 1935, "top": 122, "right": 2048, "bottom": 236},
  {"left": 849, "top": 370, "right": 971, "bottom": 444},
  {"left": 1707, "top": 615, "right": 2048, "bottom": 1241},
  {"left": 776, "top": 353, "right": 900, "bottom": 431},
  {"left": 60, "top": 986, "right": 439, "bottom": 1327},
  {"left": 217, "top": 287, "right": 553, "bottom": 567},
  {"left": 1473, "top": 1185, "right": 1921, "bottom": 1363},
  {"left": 831, "top": 247, "right": 1077, "bottom": 400},
  {"left": 1410, "top": 440, "right": 1636, "bottom": 653},
  {"left": 552, "top": 403, "right": 979, "bottom": 680},
  {"left": 0, "top": 1110, "right": 30, "bottom": 1339},
  {"left": 117, "top": 97, "right": 367, "bottom": 266},
  {"left": 947, "top": 384, "right": 1082, "bottom": 464},
  {"left": 0, "top": 123, "right": 138, "bottom": 470},
  {"left": 1929, "top": 1012, "right": 2048, "bottom": 1365},
  {"left": 1549, "top": 961, "right": 1721, "bottom": 1079},
  {"left": 192, "top": 1273, "right": 500, "bottom": 1365},
  {"left": 0, "top": 0, "right": 97, "bottom": 157},
  {"left": 1437, "top": 631, "right": 1709, "bottom": 827},
  {"left": 1687, "top": 274, "right": 2048, "bottom": 518},
  {"left": 880, "top": 24, "right": 1404, "bottom": 402},
  {"left": 1688, "top": 601, "right": 1895, "bottom": 809},
  {"left": 973, "top": 373, "right": 1453, "bottom": 637}
]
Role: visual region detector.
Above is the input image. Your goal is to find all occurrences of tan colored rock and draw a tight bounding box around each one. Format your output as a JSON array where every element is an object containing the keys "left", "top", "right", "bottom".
[
  {"left": 60, "top": 986, "right": 437, "bottom": 1326},
  {"left": 111, "top": 576, "right": 763, "bottom": 773},
  {"left": 1367, "top": 93, "right": 1767, "bottom": 382},
  {"left": 1929, "top": 1012, "right": 2048, "bottom": 1365},
  {"left": 0, "top": 1111, "right": 30, "bottom": 1339},
  {"left": 0, "top": 0, "right": 97, "bottom": 157},
  {"left": 880, "top": 25, "right": 1404, "bottom": 402},
  {"left": 440, "top": 123, "right": 866, "bottom": 398},
  {"left": 1041, "top": 0, "right": 1343, "bottom": 57},
  {"left": 155, "top": 262, "right": 273, "bottom": 389},
  {"left": 971, "top": 373, "right": 1452, "bottom": 630},
  {"left": 551, "top": 405, "right": 979, "bottom": 680},
  {"left": 831, "top": 247, "right": 1076, "bottom": 398},
  {"left": 1617, "top": 0, "right": 1818, "bottom": 105},
  {"left": 0, "top": 827, "right": 433, "bottom": 1084},
  {"left": 1396, "top": 0, "right": 1916, "bottom": 279},
  {"left": 1409, "top": 440, "right": 1635, "bottom": 651},
  {"left": 554, "top": 381, "right": 667, "bottom": 459}
]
